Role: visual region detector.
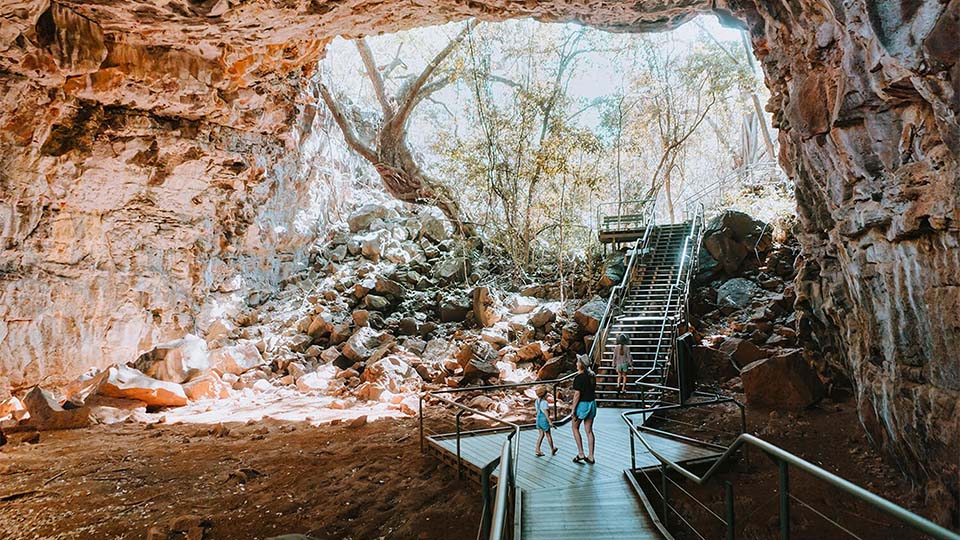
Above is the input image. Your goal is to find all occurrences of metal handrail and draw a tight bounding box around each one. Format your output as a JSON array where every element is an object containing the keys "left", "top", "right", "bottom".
[
  {"left": 588, "top": 194, "right": 659, "bottom": 367},
  {"left": 621, "top": 408, "right": 960, "bottom": 540},
  {"left": 489, "top": 439, "right": 514, "bottom": 540},
  {"left": 634, "top": 208, "right": 703, "bottom": 396}
]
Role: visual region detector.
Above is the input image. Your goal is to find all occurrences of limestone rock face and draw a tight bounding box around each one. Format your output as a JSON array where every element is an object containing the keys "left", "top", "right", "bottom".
[{"left": 0, "top": 0, "right": 957, "bottom": 511}]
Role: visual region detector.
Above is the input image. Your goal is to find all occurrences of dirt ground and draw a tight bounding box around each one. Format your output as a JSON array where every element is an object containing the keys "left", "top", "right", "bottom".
[
  {"left": 0, "top": 416, "right": 480, "bottom": 540},
  {"left": 638, "top": 389, "right": 942, "bottom": 540}
]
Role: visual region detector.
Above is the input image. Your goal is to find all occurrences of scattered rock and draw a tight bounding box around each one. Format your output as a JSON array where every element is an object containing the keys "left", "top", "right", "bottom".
[
  {"left": 208, "top": 341, "right": 264, "bottom": 375},
  {"left": 537, "top": 358, "right": 563, "bottom": 380},
  {"left": 472, "top": 286, "right": 502, "bottom": 327},
  {"left": 528, "top": 305, "right": 557, "bottom": 328},
  {"left": 342, "top": 327, "right": 386, "bottom": 363},
  {"left": 347, "top": 204, "right": 399, "bottom": 233},
  {"left": 22, "top": 386, "right": 91, "bottom": 430},
  {"left": 146, "top": 514, "right": 212, "bottom": 540},
  {"left": 741, "top": 349, "right": 824, "bottom": 410},
  {"left": 132, "top": 335, "right": 209, "bottom": 384},
  {"left": 716, "top": 278, "right": 761, "bottom": 310},
  {"left": 97, "top": 365, "right": 188, "bottom": 408},
  {"left": 439, "top": 297, "right": 471, "bottom": 323},
  {"left": 508, "top": 295, "right": 539, "bottom": 314},
  {"left": 574, "top": 297, "right": 606, "bottom": 334}
]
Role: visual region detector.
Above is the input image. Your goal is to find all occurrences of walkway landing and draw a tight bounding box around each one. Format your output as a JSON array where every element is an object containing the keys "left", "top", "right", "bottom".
[{"left": 427, "top": 408, "right": 721, "bottom": 539}]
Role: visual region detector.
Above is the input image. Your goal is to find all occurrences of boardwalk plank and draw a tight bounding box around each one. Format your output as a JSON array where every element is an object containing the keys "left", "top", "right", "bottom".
[{"left": 427, "top": 408, "right": 722, "bottom": 539}]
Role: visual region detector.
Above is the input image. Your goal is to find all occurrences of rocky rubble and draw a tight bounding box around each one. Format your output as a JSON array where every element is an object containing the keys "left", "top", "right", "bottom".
[
  {"left": 690, "top": 211, "right": 824, "bottom": 410},
  {"left": 0, "top": 202, "right": 607, "bottom": 438}
]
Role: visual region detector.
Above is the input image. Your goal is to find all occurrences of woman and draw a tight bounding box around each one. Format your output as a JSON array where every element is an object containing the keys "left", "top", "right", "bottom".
[
  {"left": 613, "top": 334, "right": 632, "bottom": 394},
  {"left": 570, "top": 356, "right": 597, "bottom": 464}
]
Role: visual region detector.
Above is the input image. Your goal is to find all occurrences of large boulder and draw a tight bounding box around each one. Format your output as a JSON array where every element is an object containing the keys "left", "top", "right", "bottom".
[
  {"left": 347, "top": 204, "right": 400, "bottom": 233},
  {"left": 209, "top": 341, "right": 264, "bottom": 375},
  {"left": 574, "top": 297, "right": 607, "bottom": 334},
  {"left": 440, "top": 296, "right": 471, "bottom": 323},
  {"left": 740, "top": 349, "right": 824, "bottom": 410},
  {"left": 717, "top": 337, "right": 767, "bottom": 369},
  {"left": 342, "top": 327, "right": 386, "bottom": 363},
  {"left": 363, "top": 356, "right": 418, "bottom": 393},
  {"left": 537, "top": 358, "right": 563, "bottom": 380},
  {"left": 528, "top": 305, "right": 557, "bottom": 328},
  {"left": 131, "top": 334, "right": 209, "bottom": 383},
  {"left": 716, "top": 278, "right": 761, "bottom": 310},
  {"left": 97, "top": 365, "right": 188, "bottom": 407},
  {"left": 296, "top": 365, "right": 338, "bottom": 393},
  {"left": 702, "top": 211, "right": 771, "bottom": 274},
  {"left": 22, "top": 386, "right": 91, "bottom": 430},
  {"left": 182, "top": 372, "right": 231, "bottom": 401},
  {"left": 599, "top": 254, "right": 626, "bottom": 287},
  {"left": 508, "top": 295, "right": 538, "bottom": 314},
  {"left": 472, "top": 286, "right": 502, "bottom": 327}
]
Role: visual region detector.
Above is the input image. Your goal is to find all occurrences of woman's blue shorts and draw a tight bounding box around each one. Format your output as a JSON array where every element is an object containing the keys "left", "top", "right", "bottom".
[{"left": 575, "top": 401, "right": 597, "bottom": 420}]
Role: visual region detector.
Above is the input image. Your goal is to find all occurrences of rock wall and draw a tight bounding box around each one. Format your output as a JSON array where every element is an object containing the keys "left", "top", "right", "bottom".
[
  {"left": 0, "top": 0, "right": 957, "bottom": 519},
  {"left": 0, "top": 1, "right": 348, "bottom": 392},
  {"left": 733, "top": 0, "right": 959, "bottom": 518}
]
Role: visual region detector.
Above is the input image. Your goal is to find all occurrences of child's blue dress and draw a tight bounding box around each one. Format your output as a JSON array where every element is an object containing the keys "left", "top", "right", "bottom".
[{"left": 535, "top": 398, "right": 550, "bottom": 431}]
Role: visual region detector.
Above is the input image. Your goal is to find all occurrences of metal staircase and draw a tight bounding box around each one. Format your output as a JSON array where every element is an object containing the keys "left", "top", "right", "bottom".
[
  {"left": 595, "top": 222, "right": 692, "bottom": 405},
  {"left": 590, "top": 208, "right": 703, "bottom": 409}
]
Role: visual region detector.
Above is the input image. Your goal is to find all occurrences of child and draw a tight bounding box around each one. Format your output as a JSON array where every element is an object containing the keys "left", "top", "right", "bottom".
[
  {"left": 534, "top": 386, "right": 558, "bottom": 457},
  {"left": 613, "top": 333, "right": 632, "bottom": 394}
]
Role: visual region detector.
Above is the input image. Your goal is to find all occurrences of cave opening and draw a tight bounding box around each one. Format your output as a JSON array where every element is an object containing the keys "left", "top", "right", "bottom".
[{"left": 0, "top": 1, "right": 957, "bottom": 539}]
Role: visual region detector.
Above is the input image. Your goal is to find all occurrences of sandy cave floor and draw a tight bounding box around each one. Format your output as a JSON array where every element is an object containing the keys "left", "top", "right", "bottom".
[{"left": 0, "top": 412, "right": 480, "bottom": 540}]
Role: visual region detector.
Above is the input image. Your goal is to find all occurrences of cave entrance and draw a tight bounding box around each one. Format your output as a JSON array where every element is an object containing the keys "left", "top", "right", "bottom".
[{"left": 316, "top": 15, "right": 794, "bottom": 273}]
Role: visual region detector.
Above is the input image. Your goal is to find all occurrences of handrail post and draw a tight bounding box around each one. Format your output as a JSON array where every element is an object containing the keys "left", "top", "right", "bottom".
[
  {"left": 779, "top": 460, "right": 790, "bottom": 540},
  {"left": 419, "top": 395, "right": 425, "bottom": 453},
  {"left": 724, "top": 481, "right": 735, "bottom": 540},
  {"left": 552, "top": 383, "right": 558, "bottom": 422},
  {"left": 629, "top": 421, "right": 637, "bottom": 471},
  {"left": 456, "top": 410, "right": 465, "bottom": 479},
  {"left": 661, "top": 464, "right": 670, "bottom": 528}
]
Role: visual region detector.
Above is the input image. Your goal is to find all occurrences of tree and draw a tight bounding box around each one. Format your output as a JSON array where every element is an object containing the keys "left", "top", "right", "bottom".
[
  {"left": 436, "top": 24, "right": 604, "bottom": 273},
  {"left": 316, "top": 22, "right": 476, "bottom": 236}
]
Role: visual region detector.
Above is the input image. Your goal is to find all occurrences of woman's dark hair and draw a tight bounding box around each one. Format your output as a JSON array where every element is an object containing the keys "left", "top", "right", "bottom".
[{"left": 617, "top": 334, "right": 629, "bottom": 346}]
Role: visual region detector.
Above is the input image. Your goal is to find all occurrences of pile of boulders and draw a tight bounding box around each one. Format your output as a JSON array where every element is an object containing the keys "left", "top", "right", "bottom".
[
  {"left": 691, "top": 210, "right": 824, "bottom": 411},
  {"left": 1, "top": 202, "right": 609, "bottom": 438}
]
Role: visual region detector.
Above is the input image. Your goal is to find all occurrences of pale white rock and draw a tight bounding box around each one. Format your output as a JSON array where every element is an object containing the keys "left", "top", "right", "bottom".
[
  {"left": 209, "top": 341, "right": 264, "bottom": 375},
  {"left": 508, "top": 296, "right": 539, "bottom": 314},
  {"left": 133, "top": 334, "right": 209, "bottom": 384},
  {"left": 97, "top": 365, "right": 188, "bottom": 407}
]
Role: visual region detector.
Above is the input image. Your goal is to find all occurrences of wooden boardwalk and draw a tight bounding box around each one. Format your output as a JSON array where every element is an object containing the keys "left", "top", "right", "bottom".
[{"left": 428, "top": 408, "right": 721, "bottom": 539}]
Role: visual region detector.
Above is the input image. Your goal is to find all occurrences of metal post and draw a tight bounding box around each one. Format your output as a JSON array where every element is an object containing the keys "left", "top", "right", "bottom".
[
  {"left": 418, "top": 396, "right": 425, "bottom": 453},
  {"left": 480, "top": 468, "right": 492, "bottom": 536},
  {"left": 553, "top": 383, "right": 558, "bottom": 422},
  {"left": 456, "top": 410, "right": 465, "bottom": 479},
  {"left": 661, "top": 464, "right": 670, "bottom": 528},
  {"left": 779, "top": 460, "right": 790, "bottom": 540},
  {"left": 629, "top": 423, "right": 637, "bottom": 471},
  {"left": 725, "top": 481, "right": 735, "bottom": 540}
]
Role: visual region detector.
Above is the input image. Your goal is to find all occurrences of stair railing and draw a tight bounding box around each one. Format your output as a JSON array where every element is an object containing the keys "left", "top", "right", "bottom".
[
  {"left": 621, "top": 406, "right": 960, "bottom": 540},
  {"left": 635, "top": 212, "right": 702, "bottom": 402},
  {"left": 588, "top": 193, "right": 660, "bottom": 368}
]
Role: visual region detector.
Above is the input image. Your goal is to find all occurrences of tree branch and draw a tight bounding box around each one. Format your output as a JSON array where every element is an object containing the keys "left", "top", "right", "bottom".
[
  {"left": 394, "top": 21, "right": 474, "bottom": 127},
  {"left": 316, "top": 79, "right": 378, "bottom": 163},
  {"left": 355, "top": 38, "right": 394, "bottom": 115}
]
